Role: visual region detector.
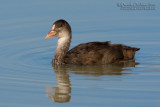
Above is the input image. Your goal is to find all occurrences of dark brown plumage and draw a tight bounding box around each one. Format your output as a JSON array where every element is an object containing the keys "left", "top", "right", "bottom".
[
  {"left": 45, "top": 19, "right": 140, "bottom": 65},
  {"left": 65, "top": 41, "right": 139, "bottom": 65}
]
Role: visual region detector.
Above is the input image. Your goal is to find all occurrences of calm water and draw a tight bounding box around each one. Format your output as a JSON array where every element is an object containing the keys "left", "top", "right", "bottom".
[{"left": 0, "top": 0, "right": 160, "bottom": 107}]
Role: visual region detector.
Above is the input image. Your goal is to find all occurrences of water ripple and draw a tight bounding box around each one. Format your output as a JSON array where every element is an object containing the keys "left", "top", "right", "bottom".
[{"left": 0, "top": 33, "right": 56, "bottom": 82}]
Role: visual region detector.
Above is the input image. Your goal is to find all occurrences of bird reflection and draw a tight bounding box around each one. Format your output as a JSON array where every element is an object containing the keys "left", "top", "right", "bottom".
[
  {"left": 46, "top": 61, "right": 139, "bottom": 103},
  {"left": 67, "top": 61, "right": 139, "bottom": 76},
  {"left": 46, "top": 65, "right": 71, "bottom": 103}
]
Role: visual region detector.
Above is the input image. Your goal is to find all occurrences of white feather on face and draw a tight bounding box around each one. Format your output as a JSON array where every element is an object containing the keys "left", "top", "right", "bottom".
[
  {"left": 56, "top": 26, "right": 70, "bottom": 38},
  {"left": 51, "top": 24, "right": 55, "bottom": 30}
]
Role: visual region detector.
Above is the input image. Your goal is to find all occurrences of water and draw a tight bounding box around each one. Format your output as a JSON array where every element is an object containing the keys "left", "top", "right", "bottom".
[{"left": 0, "top": 0, "right": 160, "bottom": 107}]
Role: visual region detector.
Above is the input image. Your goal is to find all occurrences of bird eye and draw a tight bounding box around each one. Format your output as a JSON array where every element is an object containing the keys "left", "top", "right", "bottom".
[{"left": 59, "top": 24, "right": 63, "bottom": 27}]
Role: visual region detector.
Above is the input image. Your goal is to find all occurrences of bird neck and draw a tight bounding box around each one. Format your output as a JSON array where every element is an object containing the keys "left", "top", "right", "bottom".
[{"left": 53, "top": 33, "right": 71, "bottom": 65}]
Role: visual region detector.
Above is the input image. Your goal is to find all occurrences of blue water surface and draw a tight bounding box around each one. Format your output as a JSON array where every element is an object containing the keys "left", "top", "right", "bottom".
[{"left": 0, "top": 0, "right": 160, "bottom": 107}]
